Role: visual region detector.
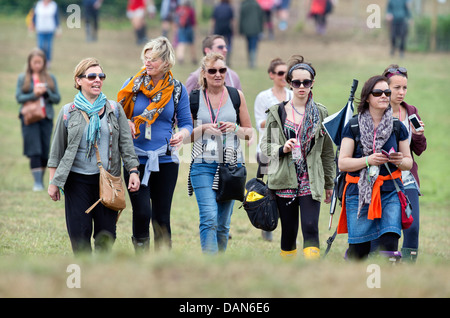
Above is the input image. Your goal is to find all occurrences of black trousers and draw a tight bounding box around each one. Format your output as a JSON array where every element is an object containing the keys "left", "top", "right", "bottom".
[
  {"left": 64, "top": 172, "right": 117, "bottom": 254},
  {"left": 276, "top": 195, "right": 321, "bottom": 252},
  {"left": 124, "top": 162, "right": 179, "bottom": 248}
]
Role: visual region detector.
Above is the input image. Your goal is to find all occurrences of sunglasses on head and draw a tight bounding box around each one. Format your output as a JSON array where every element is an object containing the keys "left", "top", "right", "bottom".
[
  {"left": 207, "top": 68, "right": 227, "bottom": 75},
  {"left": 371, "top": 89, "right": 391, "bottom": 97},
  {"left": 273, "top": 70, "right": 286, "bottom": 76},
  {"left": 387, "top": 67, "right": 407, "bottom": 76},
  {"left": 79, "top": 73, "right": 106, "bottom": 81},
  {"left": 291, "top": 79, "right": 313, "bottom": 88}
]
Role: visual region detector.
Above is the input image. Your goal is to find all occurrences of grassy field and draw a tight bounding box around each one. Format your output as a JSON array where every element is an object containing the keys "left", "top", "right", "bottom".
[{"left": 0, "top": 1, "right": 449, "bottom": 298}]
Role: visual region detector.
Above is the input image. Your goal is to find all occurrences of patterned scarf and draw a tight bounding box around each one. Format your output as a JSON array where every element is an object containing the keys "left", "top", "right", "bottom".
[
  {"left": 74, "top": 91, "right": 107, "bottom": 158},
  {"left": 295, "top": 92, "right": 320, "bottom": 175},
  {"left": 357, "top": 106, "right": 393, "bottom": 215},
  {"left": 117, "top": 67, "right": 175, "bottom": 136}
]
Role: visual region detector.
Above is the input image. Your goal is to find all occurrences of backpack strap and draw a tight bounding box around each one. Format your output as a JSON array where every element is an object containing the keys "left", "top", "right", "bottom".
[{"left": 189, "top": 86, "right": 241, "bottom": 124}]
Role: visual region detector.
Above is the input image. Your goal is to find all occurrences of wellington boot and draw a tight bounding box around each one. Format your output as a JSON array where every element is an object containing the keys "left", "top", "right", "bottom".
[
  {"left": 280, "top": 249, "right": 297, "bottom": 260},
  {"left": 31, "top": 168, "right": 44, "bottom": 191},
  {"left": 303, "top": 247, "right": 320, "bottom": 260},
  {"left": 401, "top": 248, "right": 418, "bottom": 263},
  {"left": 132, "top": 236, "right": 150, "bottom": 254}
]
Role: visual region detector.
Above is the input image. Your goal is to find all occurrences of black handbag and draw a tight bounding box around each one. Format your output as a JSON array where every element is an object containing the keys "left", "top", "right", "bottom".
[
  {"left": 241, "top": 178, "right": 278, "bottom": 231},
  {"left": 216, "top": 163, "right": 247, "bottom": 202},
  {"left": 215, "top": 146, "right": 247, "bottom": 202}
]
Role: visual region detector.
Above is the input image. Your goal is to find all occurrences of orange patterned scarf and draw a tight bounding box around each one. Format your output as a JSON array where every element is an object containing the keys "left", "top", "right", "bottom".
[{"left": 118, "top": 67, "right": 175, "bottom": 136}]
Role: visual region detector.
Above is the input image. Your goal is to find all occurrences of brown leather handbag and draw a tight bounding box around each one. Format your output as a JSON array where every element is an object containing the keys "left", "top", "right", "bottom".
[
  {"left": 80, "top": 112, "right": 126, "bottom": 216},
  {"left": 21, "top": 99, "right": 45, "bottom": 125}
]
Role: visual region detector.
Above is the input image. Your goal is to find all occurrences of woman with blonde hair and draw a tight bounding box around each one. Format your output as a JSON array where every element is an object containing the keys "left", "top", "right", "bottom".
[
  {"left": 118, "top": 36, "right": 193, "bottom": 252},
  {"left": 188, "top": 52, "right": 252, "bottom": 254},
  {"left": 16, "top": 48, "right": 60, "bottom": 191},
  {"left": 48, "top": 57, "right": 140, "bottom": 255}
]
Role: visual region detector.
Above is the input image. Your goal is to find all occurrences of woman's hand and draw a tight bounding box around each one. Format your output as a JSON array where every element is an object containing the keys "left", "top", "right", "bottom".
[
  {"left": 48, "top": 184, "right": 60, "bottom": 201},
  {"left": 128, "top": 171, "right": 140, "bottom": 192},
  {"left": 411, "top": 120, "right": 425, "bottom": 136},
  {"left": 170, "top": 129, "right": 190, "bottom": 150},
  {"left": 203, "top": 123, "right": 222, "bottom": 136},
  {"left": 368, "top": 152, "right": 389, "bottom": 166},
  {"left": 217, "top": 121, "right": 237, "bottom": 134},
  {"left": 324, "top": 189, "right": 333, "bottom": 204},
  {"left": 388, "top": 151, "right": 404, "bottom": 167},
  {"left": 128, "top": 120, "right": 136, "bottom": 139},
  {"left": 283, "top": 138, "right": 297, "bottom": 153}
]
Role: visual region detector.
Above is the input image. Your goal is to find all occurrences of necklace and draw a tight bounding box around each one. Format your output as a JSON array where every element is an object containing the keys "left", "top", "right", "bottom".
[{"left": 290, "top": 100, "right": 305, "bottom": 117}]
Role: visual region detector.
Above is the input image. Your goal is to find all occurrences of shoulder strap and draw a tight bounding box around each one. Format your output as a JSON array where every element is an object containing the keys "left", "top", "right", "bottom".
[
  {"left": 350, "top": 115, "right": 401, "bottom": 150},
  {"left": 225, "top": 86, "right": 241, "bottom": 125},
  {"left": 189, "top": 89, "right": 200, "bottom": 120},
  {"left": 171, "top": 79, "right": 182, "bottom": 130}
]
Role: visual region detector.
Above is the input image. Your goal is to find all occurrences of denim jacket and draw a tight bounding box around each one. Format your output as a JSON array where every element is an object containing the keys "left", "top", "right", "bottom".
[
  {"left": 260, "top": 101, "right": 335, "bottom": 202},
  {"left": 48, "top": 100, "right": 139, "bottom": 188}
]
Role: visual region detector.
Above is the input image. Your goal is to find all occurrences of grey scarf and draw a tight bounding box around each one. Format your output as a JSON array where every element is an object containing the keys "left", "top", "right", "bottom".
[{"left": 357, "top": 106, "right": 393, "bottom": 215}]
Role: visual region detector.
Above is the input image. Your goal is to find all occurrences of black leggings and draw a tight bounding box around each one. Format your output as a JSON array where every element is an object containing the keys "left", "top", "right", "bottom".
[
  {"left": 276, "top": 195, "right": 320, "bottom": 252},
  {"left": 124, "top": 162, "right": 179, "bottom": 248},
  {"left": 348, "top": 233, "right": 400, "bottom": 260}
]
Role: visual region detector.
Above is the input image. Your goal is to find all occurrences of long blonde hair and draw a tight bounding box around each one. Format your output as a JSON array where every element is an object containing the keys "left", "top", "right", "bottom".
[{"left": 22, "top": 48, "right": 54, "bottom": 92}]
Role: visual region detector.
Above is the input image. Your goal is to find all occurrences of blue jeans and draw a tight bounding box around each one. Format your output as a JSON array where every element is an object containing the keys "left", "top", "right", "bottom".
[
  {"left": 190, "top": 162, "right": 234, "bottom": 254},
  {"left": 37, "top": 32, "right": 55, "bottom": 61}
]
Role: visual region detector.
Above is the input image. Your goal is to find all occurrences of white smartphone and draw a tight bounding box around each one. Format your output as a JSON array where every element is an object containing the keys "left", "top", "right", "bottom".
[{"left": 408, "top": 114, "right": 424, "bottom": 132}]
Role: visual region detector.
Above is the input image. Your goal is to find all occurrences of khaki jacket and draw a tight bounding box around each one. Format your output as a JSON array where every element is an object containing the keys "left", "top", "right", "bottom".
[
  {"left": 260, "top": 101, "right": 335, "bottom": 202},
  {"left": 48, "top": 100, "right": 139, "bottom": 188}
]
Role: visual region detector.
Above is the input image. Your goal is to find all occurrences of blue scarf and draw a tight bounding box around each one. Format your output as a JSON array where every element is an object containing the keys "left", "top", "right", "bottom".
[{"left": 74, "top": 91, "right": 107, "bottom": 158}]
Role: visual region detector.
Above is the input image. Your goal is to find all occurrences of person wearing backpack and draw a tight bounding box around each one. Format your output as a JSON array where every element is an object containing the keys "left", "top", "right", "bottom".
[
  {"left": 260, "top": 55, "right": 335, "bottom": 260},
  {"left": 47, "top": 57, "right": 140, "bottom": 255},
  {"left": 187, "top": 52, "right": 253, "bottom": 254},
  {"left": 337, "top": 75, "right": 413, "bottom": 260},
  {"left": 380, "top": 65, "right": 426, "bottom": 262}
]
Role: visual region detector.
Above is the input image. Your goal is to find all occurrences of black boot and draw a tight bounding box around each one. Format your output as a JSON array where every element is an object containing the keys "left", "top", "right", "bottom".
[{"left": 132, "top": 236, "right": 150, "bottom": 253}]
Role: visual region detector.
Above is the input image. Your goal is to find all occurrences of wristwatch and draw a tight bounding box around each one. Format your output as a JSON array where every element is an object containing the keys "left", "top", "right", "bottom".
[{"left": 129, "top": 169, "right": 140, "bottom": 177}]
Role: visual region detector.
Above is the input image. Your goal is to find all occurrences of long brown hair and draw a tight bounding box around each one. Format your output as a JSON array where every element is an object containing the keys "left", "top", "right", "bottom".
[
  {"left": 22, "top": 48, "right": 55, "bottom": 92},
  {"left": 357, "top": 75, "right": 388, "bottom": 113}
]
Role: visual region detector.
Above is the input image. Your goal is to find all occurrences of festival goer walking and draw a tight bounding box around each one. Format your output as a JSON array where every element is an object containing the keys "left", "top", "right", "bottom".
[
  {"left": 16, "top": 48, "right": 60, "bottom": 192},
  {"left": 185, "top": 35, "right": 241, "bottom": 94},
  {"left": 211, "top": 0, "right": 235, "bottom": 65},
  {"left": 118, "top": 37, "right": 193, "bottom": 252},
  {"left": 30, "top": 0, "right": 61, "bottom": 65},
  {"left": 337, "top": 75, "right": 413, "bottom": 260},
  {"left": 126, "top": 0, "right": 156, "bottom": 45},
  {"left": 260, "top": 55, "right": 335, "bottom": 259},
  {"left": 188, "top": 52, "right": 252, "bottom": 254},
  {"left": 175, "top": 0, "right": 197, "bottom": 65},
  {"left": 386, "top": 0, "right": 411, "bottom": 57},
  {"left": 254, "top": 58, "right": 292, "bottom": 241},
  {"left": 83, "top": 0, "right": 103, "bottom": 42},
  {"left": 239, "top": 0, "right": 264, "bottom": 68},
  {"left": 47, "top": 57, "right": 140, "bottom": 255},
  {"left": 381, "top": 65, "right": 426, "bottom": 262}
]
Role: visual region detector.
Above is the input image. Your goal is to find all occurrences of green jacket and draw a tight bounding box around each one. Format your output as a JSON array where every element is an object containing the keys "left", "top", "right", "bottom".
[
  {"left": 48, "top": 100, "right": 139, "bottom": 188},
  {"left": 260, "top": 101, "right": 335, "bottom": 202}
]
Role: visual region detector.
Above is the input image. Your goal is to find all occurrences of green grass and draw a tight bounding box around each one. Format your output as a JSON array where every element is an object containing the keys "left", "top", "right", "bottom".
[{"left": 0, "top": 5, "right": 449, "bottom": 298}]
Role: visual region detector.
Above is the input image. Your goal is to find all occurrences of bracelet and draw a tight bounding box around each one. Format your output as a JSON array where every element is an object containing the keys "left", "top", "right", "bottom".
[
  {"left": 365, "top": 156, "right": 370, "bottom": 168},
  {"left": 234, "top": 123, "right": 240, "bottom": 132},
  {"left": 129, "top": 170, "right": 140, "bottom": 177}
]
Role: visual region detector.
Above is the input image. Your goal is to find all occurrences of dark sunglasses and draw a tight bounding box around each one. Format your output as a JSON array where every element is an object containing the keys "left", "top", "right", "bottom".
[
  {"left": 79, "top": 72, "right": 106, "bottom": 81},
  {"left": 387, "top": 67, "right": 407, "bottom": 76},
  {"left": 371, "top": 89, "right": 391, "bottom": 97},
  {"left": 273, "top": 70, "right": 286, "bottom": 76},
  {"left": 207, "top": 68, "right": 227, "bottom": 75},
  {"left": 291, "top": 79, "right": 313, "bottom": 88}
]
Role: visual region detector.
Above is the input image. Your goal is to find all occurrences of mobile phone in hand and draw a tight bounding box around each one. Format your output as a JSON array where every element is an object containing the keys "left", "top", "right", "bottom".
[{"left": 408, "top": 114, "right": 424, "bottom": 132}]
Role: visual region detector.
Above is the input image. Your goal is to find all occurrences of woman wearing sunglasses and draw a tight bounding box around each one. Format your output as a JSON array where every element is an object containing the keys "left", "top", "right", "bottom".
[
  {"left": 188, "top": 52, "right": 253, "bottom": 254},
  {"left": 337, "top": 75, "right": 413, "bottom": 260},
  {"left": 117, "top": 37, "right": 193, "bottom": 253},
  {"left": 47, "top": 57, "right": 140, "bottom": 255},
  {"left": 254, "top": 58, "right": 292, "bottom": 242},
  {"left": 260, "top": 55, "right": 335, "bottom": 259},
  {"left": 379, "top": 65, "right": 426, "bottom": 262}
]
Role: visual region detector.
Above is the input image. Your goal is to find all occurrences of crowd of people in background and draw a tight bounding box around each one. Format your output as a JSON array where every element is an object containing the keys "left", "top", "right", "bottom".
[{"left": 16, "top": 0, "right": 426, "bottom": 262}]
